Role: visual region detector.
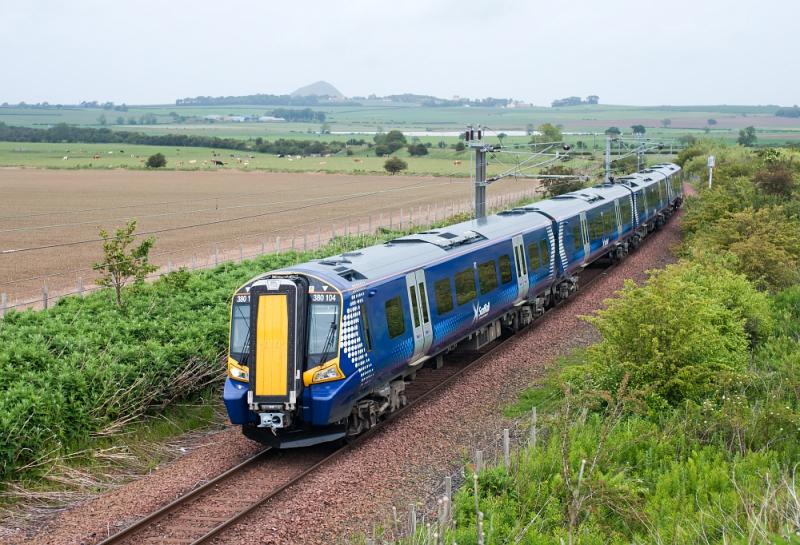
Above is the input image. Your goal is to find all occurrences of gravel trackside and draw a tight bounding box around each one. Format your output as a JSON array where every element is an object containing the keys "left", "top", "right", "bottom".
[{"left": 3, "top": 199, "right": 686, "bottom": 545}]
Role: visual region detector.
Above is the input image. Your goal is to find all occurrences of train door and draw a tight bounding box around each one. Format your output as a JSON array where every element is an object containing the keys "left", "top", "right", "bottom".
[
  {"left": 579, "top": 212, "right": 590, "bottom": 263},
  {"left": 248, "top": 278, "right": 306, "bottom": 406},
  {"left": 614, "top": 199, "right": 622, "bottom": 238},
  {"left": 511, "top": 234, "right": 528, "bottom": 302},
  {"left": 405, "top": 270, "right": 433, "bottom": 361}
]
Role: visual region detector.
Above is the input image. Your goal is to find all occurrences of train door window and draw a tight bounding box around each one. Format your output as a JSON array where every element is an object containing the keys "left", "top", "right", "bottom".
[
  {"left": 434, "top": 278, "right": 454, "bottom": 315},
  {"left": 385, "top": 296, "right": 406, "bottom": 339},
  {"left": 527, "top": 242, "right": 540, "bottom": 270},
  {"left": 455, "top": 268, "right": 477, "bottom": 306},
  {"left": 417, "top": 282, "right": 430, "bottom": 324},
  {"left": 513, "top": 246, "right": 522, "bottom": 277},
  {"left": 478, "top": 260, "right": 498, "bottom": 295},
  {"left": 539, "top": 239, "right": 550, "bottom": 267},
  {"left": 499, "top": 254, "right": 513, "bottom": 284},
  {"left": 589, "top": 213, "right": 603, "bottom": 240},
  {"left": 572, "top": 224, "right": 582, "bottom": 251},
  {"left": 408, "top": 285, "right": 420, "bottom": 328},
  {"left": 636, "top": 192, "right": 646, "bottom": 215},
  {"left": 360, "top": 303, "right": 373, "bottom": 351}
]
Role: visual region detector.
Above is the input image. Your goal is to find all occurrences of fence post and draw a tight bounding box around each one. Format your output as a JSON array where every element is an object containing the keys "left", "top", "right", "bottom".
[
  {"left": 445, "top": 475, "right": 452, "bottom": 522},
  {"left": 1, "top": 292, "right": 6, "bottom": 318},
  {"left": 42, "top": 283, "right": 49, "bottom": 310},
  {"left": 409, "top": 503, "right": 417, "bottom": 535},
  {"left": 275, "top": 236, "right": 281, "bottom": 254},
  {"left": 214, "top": 244, "right": 219, "bottom": 266},
  {"left": 192, "top": 254, "right": 197, "bottom": 270},
  {"left": 167, "top": 260, "right": 172, "bottom": 273},
  {"left": 530, "top": 406, "right": 538, "bottom": 447},
  {"left": 291, "top": 237, "right": 295, "bottom": 251},
  {"left": 77, "top": 276, "right": 84, "bottom": 297},
  {"left": 368, "top": 215, "right": 372, "bottom": 233},
  {"left": 475, "top": 449, "right": 483, "bottom": 473},
  {"left": 503, "top": 428, "right": 511, "bottom": 469},
  {"left": 303, "top": 233, "right": 308, "bottom": 251},
  {"left": 239, "top": 245, "right": 244, "bottom": 262}
]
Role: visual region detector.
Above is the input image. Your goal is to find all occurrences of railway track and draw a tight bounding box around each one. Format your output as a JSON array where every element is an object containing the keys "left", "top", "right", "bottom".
[{"left": 98, "top": 261, "right": 614, "bottom": 545}]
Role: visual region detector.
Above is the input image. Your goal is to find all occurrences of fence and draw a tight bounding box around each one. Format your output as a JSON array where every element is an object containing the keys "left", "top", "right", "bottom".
[{"left": 0, "top": 188, "right": 539, "bottom": 317}]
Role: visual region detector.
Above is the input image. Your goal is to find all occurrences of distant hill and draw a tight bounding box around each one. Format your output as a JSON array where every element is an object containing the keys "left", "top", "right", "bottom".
[{"left": 291, "top": 81, "right": 343, "bottom": 98}]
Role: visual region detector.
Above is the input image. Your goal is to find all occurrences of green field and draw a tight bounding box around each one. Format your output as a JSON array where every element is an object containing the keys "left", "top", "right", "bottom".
[{"left": 2, "top": 102, "right": 798, "bottom": 143}]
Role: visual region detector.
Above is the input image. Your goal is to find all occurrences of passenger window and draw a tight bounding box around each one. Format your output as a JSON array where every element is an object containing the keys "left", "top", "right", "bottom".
[
  {"left": 539, "top": 239, "right": 550, "bottom": 267},
  {"left": 434, "top": 278, "right": 454, "bottom": 315},
  {"left": 360, "top": 303, "right": 373, "bottom": 351},
  {"left": 499, "top": 254, "right": 513, "bottom": 284},
  {"left": 478, "top": 260, "right": 498, "bottom": 294},
  {"left": 621, "top": 199, "right": 632, "bottom": 225},
  {"left": 385, "top": 296, "right": 405, "bottom": 339},
  {"left": 528, "top": 242, "right": 540, "bottom": 270},
  {"left": 603, "top": 210, "right": 615, "bottom": 236},
  {"left": 409, "top": 286, "right": 420, "bottom": 328},
  {"left": 455, "top": 268, "right": 477, "bottom": 305},
  {"left": 417, "top": 282, "right": 429, "bottom": 323}
]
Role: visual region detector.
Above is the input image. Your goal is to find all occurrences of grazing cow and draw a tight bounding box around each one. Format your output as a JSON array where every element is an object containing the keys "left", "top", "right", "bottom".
[
  {"left": 212, "top": 159, "right": 224, "bottom": 166},
  {"left": 319, "top": 161, "right": 326, "bottom": 165},
  {"left": 352, "top": 158, "right": 363, "bottom": 163},
  {"left": 189, "top": 159, "right": 197, "bottom": 164},
  {"left": 453, "top": 160, "right": 462, "bottom": 165},
  {"left": 62, "top": 156, "right": 69, "bottom": 160},
  {"left": 93, "top": 154, "right": 101, "bottom": 160},
  {"left": 243, "top": 161, "right": 249, "bottom": 167}
]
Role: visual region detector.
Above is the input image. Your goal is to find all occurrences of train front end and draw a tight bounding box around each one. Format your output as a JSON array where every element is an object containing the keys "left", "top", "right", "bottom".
[{"left": 223, "top": 273, "right": 355, "bottom": 448}]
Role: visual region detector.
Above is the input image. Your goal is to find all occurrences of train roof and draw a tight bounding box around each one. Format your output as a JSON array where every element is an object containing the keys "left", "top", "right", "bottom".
[{"left": 266, "top": 163, "right": 681, "bottom": 289}]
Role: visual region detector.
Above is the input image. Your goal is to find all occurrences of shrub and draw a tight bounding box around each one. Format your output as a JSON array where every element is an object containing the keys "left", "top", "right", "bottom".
[
  {"left": 384, "top": 156, "right": 408, "bottom": 175},
  {"left": 145, "top": 152, "right": 166, "bottom": 168},
  {"left": 573, "top": 262, "right": 771, "bottom": 411}
]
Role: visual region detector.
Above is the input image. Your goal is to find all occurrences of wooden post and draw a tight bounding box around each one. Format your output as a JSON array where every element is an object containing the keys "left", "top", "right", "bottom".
[
  {"left": 530, "top": 406, "right": 538, "bottom": 447},
  {"left": 239, "top": 245, "right": 244, "bottom": 262},
  {"left": 473, "top": 474, "right": 480, "bottom": 535},
  {"left": 192, "top": 254, "right": 197, "bottom": 270},
  {"left": 476, "top": 449, "right": 483, "bottom": 473},
  {"left": 445, "top": 475, "right": 453, "bottom": 522},
  {"left": 409, "top": 503, "right": 417, "bottom": 535},
  {"left": 214, "top": 244, "right": 219, "bottom": 265},
  {"left": 503, "top": 428, "right": 511, "bottom": 469},
  {"left": 317, "top": 226, "right": 322, "bottom": 248},
  {"left": 368, "top": 215, "right": 372, "bottom": 233},
  {"left": 303, "top": 233, "right": 307, "bottom": 251},
  {"left": 42, "top": 283, "right": 49, "bottom": 310},
  {"left": 77, "top": 276, "right": 83, "bottom": 297},
  {"left": 167, "top": 259, "right": 173, "bottom": 273},
  {"left": 275, "top": 236, "right": 281, "bottom": 254},
  {"left": 1, "top": 292, "right": 6, "bottom": 317},
  {"left": 291, "top": 236, "right": 295, "bottom": 251}
]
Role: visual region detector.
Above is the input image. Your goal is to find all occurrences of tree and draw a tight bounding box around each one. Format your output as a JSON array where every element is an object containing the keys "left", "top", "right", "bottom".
[
  {"left": 93, "top": 221, "right": 157, "bottom": 307},
  {"left": 497, "top": 132, "right": 507, "bottom": 145},
  {"left": 453, "top": 141, "right": 466, "bottom": 152},
  {"left": 115, "top": 116, "right": 125, "bottom": 125},
  {"left": 754, "top": 164, "right": 797, "bottom": 197},
  {"left": 437, "top": 140, "right": 447, "bottom": 149},
  {"left": 660, "top": 118, "right": 671, "bottom": 128},
  {"left": 707, "top": 118, "right": 718, "bottom": 126},
  {"left": 319, "top": 122, "right": 331, "bottom": 134},
  {"left": 533, "top": 123, "right": 562, "bottom": 143},
  {"left": 407, "top": 143, "right": 428, "bottom": 156},
  {"left": 384, "top": 156, "right": 408, "bottom": 175},
  {"left": 631, "top": 124, "right": 646, "bottom": 135},
  {"left": 605, "top": 126, "right": 621, "bottom": 136},
  {"left": 97, "top": 113, "right": 107, "bottom": 126},
  {"left": 737, "top": 126, "right": 757, "bottom": 146},
  {"left": 146, "top": 153, "right": 167, "bottom": 168},
  {"left": 525, "top": 123, "right": 535, "bottom": 136}
]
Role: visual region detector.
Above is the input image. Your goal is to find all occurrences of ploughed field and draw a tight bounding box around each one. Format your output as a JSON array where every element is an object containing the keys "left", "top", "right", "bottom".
[{"left": 0, "top": 169, "right": 532, "bottom": 306}]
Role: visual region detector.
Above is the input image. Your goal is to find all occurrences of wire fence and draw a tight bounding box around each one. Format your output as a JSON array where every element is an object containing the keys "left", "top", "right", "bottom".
[{"left": 0, "top": 187, "right": 540, "bottom": 317}]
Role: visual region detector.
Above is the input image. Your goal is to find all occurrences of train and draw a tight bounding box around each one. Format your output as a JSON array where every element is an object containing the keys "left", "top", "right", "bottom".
[{"left": 223, "top": 163, "right": 683, "bottom": 447}]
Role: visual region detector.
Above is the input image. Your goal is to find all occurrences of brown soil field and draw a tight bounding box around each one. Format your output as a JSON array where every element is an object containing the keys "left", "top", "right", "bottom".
[{"left": 0, "top": 169, "right": 536, "bottom": 308}]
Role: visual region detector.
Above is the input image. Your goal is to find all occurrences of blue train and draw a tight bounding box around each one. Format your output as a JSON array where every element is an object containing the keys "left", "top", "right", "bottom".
[{"left": 224, "top": 164, "right": 683, "bottom": 447}]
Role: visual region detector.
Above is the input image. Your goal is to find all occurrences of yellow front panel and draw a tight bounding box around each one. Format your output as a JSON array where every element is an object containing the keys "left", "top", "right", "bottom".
[{"left": 255, "top": 294, "right": 288, "bottom": 397}]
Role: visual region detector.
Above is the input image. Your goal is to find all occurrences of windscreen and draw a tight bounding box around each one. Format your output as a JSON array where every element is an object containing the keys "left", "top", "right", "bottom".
[
  {"left": 306, "top": 302, "right": 339, "bottom": 366},
  {"left": 230, "top": 297, "right": 251, "bottom": 362}
]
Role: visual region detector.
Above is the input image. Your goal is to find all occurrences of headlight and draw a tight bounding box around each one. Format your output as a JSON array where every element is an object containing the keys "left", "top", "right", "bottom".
[
  {"left": 303, "top": 360, "right": 345, "bottom": 386},
  {"left": 228, "top": 358, "right": 249, "bottom": 382},
  {"left": 313, "top": 366, "right": 341, "bottom": 382}
]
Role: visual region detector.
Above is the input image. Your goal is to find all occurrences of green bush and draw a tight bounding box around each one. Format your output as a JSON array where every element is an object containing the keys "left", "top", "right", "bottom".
[{"left": 569, "top": 262, "right": 771, "bottom": 412}]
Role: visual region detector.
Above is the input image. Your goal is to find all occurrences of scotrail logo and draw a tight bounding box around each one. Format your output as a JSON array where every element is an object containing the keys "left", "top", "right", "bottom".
[{"left": 473, "top": 301, "right": 490, "bottom": 322}]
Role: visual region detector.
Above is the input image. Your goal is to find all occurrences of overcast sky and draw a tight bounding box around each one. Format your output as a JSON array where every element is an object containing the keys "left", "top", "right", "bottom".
[{"left": 3, "top": 0, "right": 797, "bottom": 106}]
